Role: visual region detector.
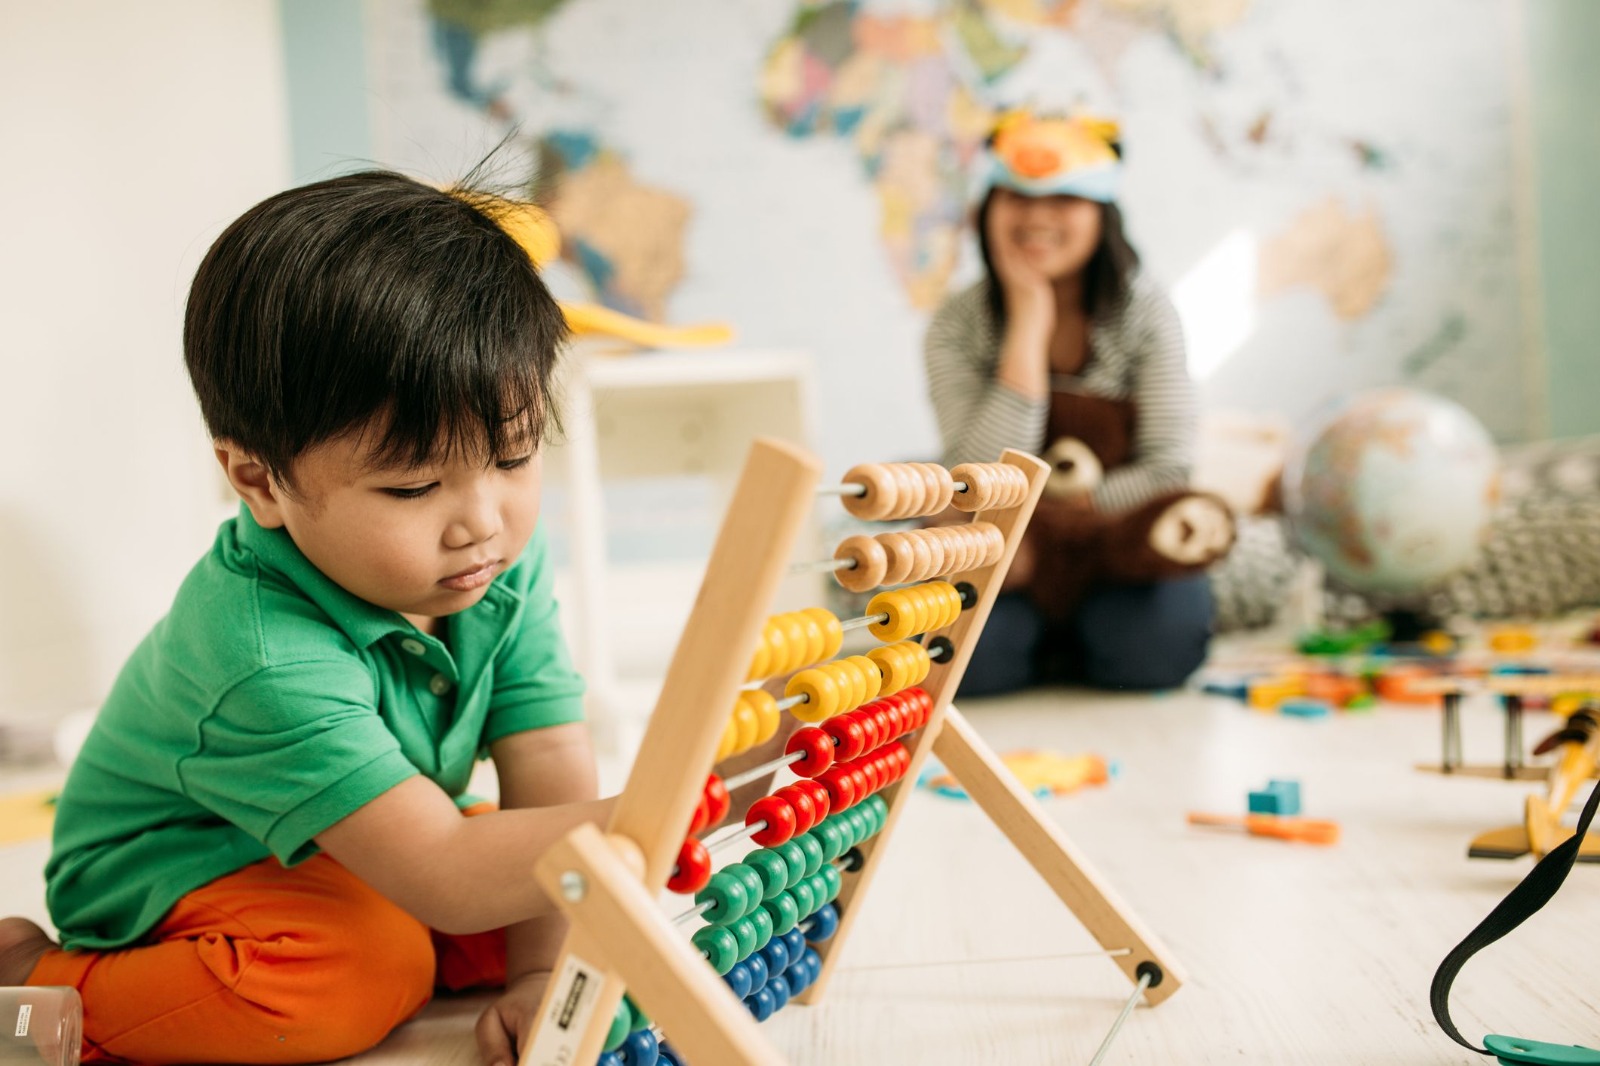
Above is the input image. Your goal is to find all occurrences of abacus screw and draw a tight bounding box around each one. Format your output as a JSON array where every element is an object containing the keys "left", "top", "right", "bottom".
[{"left": 560, "top": 871, "right": 587, "bottom": 902}]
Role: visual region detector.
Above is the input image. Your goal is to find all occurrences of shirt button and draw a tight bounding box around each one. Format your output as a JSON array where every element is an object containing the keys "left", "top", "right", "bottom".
[
  {"left": 401, "top": 639, "right": 426, "bottom": 656},
  {"left": 429, "top": 674, "right": 453, "bottom": 696}
]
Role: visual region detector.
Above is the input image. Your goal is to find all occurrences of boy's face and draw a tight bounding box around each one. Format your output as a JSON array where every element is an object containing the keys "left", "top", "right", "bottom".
[{"left": 233, "top": 428, "right": 542, "bottom": 631}]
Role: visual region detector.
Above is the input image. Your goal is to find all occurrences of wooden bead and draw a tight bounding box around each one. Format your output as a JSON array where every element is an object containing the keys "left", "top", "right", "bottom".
[
  {"left": 921, "top": 463, "right": 956, "bottom": 513},
  {"left": 878, "top": 531, "right": 918, "bottom": 585},
  {"left": 834, "top": 535, "right": 887, "bottom": 592},
  {"left": 888, "top": 463, "right": 923, "bottom": 519},
  {"left": 949, "top": 463, "right": 995, "bottom": 511},
  {"left": 841, "top": 463, "right": 898, "bottom": 520},
  {"left": 914, "top": 527, "right": 946, "bottom": 579}
]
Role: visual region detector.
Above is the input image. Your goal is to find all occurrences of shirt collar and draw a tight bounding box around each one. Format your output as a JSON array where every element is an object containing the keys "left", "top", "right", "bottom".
[{"left": 229, "top": 504, "right": 521, "bottom": 651}]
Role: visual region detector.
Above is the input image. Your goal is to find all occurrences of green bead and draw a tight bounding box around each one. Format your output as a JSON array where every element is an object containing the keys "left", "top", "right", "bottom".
[
  {"left": 763, "top": 891, "right": 800, "bottom": 935},
  {"left": 805, "top": 872, "right": 831, "bottom": 910},
  {"left": 729, "top": 864, "right": 765, "bottom": 919},
  {"left": 697, "top": 870, "right": 750, "bottom": 925},
  {"left": 819, "top": 864, "right": 843, "bottom": 903},
  {"left": 865, "top": 793, "right": 889, "bottom": 826},
  {"left": 692, "top": 924, "right": 741, "bottom": 974},
  {"left": 791, "top": 877, "right": 817, "bottom": 918},
  {"left": 604, "top": 997, "right": 633, "bottom": 1051},
  {"left": 774, "top": 840, "right": 808, "bottom": 889},
  {"left": 729, "top": 916, "right": 759, "bottom": 959},
  {"left": 745, "top": 848, "right": 791, "bottom": 901},
  {"left": 748, "top": 903, "right": 774, "bottom": 951},
  {"left": 810, "top": 821, "right": 845, "bottom": 862},
  {"left": 624, "top": 994, "right": 650, "bottom": 1031},
  {"left": 795, "top": 832, "right": 825, "bottom": 878},
  {"left": 844, "top": 808, "right": 868, "bottom": 845}
]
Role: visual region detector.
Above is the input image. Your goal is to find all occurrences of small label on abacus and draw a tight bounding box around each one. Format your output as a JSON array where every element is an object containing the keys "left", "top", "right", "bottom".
[
  {"left": 14, "top": 1004, "right": 31, "bottom": 1037},
  {"left": 525, "top": 954, "right": 603, "bottom": 1066}
]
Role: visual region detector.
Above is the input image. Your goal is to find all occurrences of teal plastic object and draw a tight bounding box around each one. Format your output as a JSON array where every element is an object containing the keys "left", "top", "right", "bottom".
[
  {"left": 1485, "top": 1035, "right": 1600, "bottom": 1064},
  {"left": 603, "top": 997, "right": 633, "bottom": 1051}
]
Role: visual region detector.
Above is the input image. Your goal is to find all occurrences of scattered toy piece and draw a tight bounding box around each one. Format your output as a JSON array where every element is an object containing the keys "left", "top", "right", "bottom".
[
  {"left": 1248, "top": 779, "right": 1303, "bottom": 816},
  {"left": 1187, "top": 811, "right": 1341, "bottom": 845},
  {"left": 1280, "top": 698, "right": 1332, "bottom": 719},
  {"left": 919, "top": 750, "right": 1113, "bottom": 801}
]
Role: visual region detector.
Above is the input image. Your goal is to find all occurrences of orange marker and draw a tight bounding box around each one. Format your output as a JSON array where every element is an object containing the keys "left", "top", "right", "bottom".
[{"left": 1187, "top": 811, "right": 1341, "bottom": 845}]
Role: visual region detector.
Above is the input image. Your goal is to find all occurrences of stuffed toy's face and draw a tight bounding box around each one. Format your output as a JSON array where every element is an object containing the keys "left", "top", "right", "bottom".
[
  {"left": 1043, "top": 437, "right": 1104, "bottom": 498},
  {"left": 1150, "top": 495, "right": 1235, "bottom": 563}
]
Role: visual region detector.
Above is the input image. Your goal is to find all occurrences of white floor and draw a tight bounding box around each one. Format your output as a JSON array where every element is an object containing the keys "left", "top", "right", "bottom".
[{"left": 5, "top": 681, "right": 1600, "bottom": 1065}]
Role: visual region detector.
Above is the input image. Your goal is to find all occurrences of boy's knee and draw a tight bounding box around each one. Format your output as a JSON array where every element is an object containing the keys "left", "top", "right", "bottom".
[{"left": 214, "top": 904, "right": 437, "bottom": 1060}]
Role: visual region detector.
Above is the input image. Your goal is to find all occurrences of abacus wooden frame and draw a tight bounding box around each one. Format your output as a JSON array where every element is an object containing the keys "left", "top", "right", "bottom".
[{"left": 519, "top": 438, "right": 1185, "bottom": 1066}]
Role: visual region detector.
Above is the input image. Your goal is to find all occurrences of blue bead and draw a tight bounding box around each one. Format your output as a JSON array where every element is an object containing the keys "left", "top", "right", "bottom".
[
  {"left": 781, "top": 927, "right": 807, "bottom": 968},
  {"left": 746, "top": 984, "right": 776, "bottom": 1021},
  {"left": 804, "top": 904, "right": 839, "bottom": 943},
  {"left": 619, "top": 1029, "right": 659, "bottom": 1066},
  {"left": 597, "top": 1055, "right": 623, "bottom": 1066},
  {"left": 722, "top": 960, "right": 753, "bottom": 1000},
  {"left": 785, "top": 957, "right": 813, "bottom": 996},
  {"left": 745, "top": 952, "right": 769, "bottom": 995},
  {"left": 767, "top": 973, "right": 791, "bottom": 1012},
  {"left": 656, "top": 1041, "right": 685, "bottom": 1066},
  {"left": 759, "top": 938, "right": 790, "bottom": 978}
]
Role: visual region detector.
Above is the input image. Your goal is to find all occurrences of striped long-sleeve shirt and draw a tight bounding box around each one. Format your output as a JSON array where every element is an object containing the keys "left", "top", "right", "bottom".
[{"left": 923, "top": 273, "right": 1197, "bottom": 513}]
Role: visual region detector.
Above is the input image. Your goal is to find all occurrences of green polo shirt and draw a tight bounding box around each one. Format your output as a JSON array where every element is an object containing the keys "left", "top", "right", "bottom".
[{"left": 45, "top": 506, "right": 585, "bottom": 951}]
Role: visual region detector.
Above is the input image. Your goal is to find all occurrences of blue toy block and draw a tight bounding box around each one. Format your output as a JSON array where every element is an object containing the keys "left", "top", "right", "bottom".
[
  {"left": 1280, "top": 698, "right": 1332, "bottom": 718},
  {"left": 1248, "top": 779, "right": 1303, "bottom": 816}
]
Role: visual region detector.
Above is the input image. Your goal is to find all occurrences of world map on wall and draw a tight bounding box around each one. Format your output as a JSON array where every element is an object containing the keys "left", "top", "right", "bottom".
[
  {"left": 426, "top": 0, "right": 1392, "bottom": 319},
  {"left": 377, "top": 0, "right": 1528, "bottom": 441}
]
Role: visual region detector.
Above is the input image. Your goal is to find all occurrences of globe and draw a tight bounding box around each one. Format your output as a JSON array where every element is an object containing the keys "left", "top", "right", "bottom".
[{"left": 1283, "top": 388, "right": 1500, "bottom": 594}]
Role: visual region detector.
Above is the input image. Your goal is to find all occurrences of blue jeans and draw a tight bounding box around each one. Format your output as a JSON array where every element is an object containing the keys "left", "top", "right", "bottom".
[{"left": 959, "top": 577, "right": 1214, "bottom": 695}]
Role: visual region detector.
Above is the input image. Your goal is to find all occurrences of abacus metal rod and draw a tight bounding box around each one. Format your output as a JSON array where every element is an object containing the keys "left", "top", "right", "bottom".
[
  {"left": 722, "top": 751, "right": 806, "bottom": 791},
  {"left": 815, "top": 480, "right": 969, "bottom": 498},
  {"left": 1087, "top": 968, "right": 1154, "bottom": 1066}
]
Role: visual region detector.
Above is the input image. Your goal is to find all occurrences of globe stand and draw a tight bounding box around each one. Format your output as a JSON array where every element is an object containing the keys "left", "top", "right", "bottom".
[{"left": 1382, "top": 607, "right": 1448, "bottom": 646}]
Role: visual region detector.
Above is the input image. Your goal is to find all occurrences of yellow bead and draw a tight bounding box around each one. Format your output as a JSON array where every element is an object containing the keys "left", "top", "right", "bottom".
[
  {"left": 803, "top": 607, "right": 844, "bottom": 661},
  {"left": 867, "top": 644, "right": 901, "bottom": 694},
  {"left": 717, "top": 715, "right": 739, "bottom": 761},
  {"left": 748, "top": 625, "right": 773, "bottom": 681},
  {"left": 787, "top": 668, "right": 840, "bottom": 723},
  {"left": 867, "top": 589, "right": 914, "bottom": 642},
  {"left": 747, "top": 689, "right": 781, "bottom": 745},
  {"left": 775, "top": 612, "right": 810, "bottom": 674},
  {"left": 733, "top": 699, "right": 760, "bottom": 753}
]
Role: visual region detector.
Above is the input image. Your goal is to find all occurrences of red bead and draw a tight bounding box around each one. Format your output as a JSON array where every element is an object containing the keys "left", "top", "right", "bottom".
[
  {"left": 779, "top": 784, "right": 817, "bottom": 834},
  {"left": 687, "top": 794, "right": 712, "bottom": 836},
  {"left": 703, "top": 775, "right": 731, "bottom": 828},
  {"left": 785, "top": 727, "right": 835, "bottom": 777},
  {"left": 793, "top": 777, "right": 831, "bottom": 824},
  {"left": 823, "top": 716, "right": 868, "bottom": 763},
  {"left": 872, "top": 707, "right": 896, "bottom": 744},
  {"left": 849, "top": 765, "right": 873, "bottom": 800},
  {"left": 819, "top": 767, "right": 857, "bottom": 811},
  {"left": 860, "top": 712, "right": 883, "bottom": 752},
  {"left": 748, "top": 794, "right": 797, "bottom": 846},
  {"left": 667, "top": 837, "right": 711, "bottom": 894}
]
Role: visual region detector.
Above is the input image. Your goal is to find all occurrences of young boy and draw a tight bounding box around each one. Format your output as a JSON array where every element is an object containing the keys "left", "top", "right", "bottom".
[{"left": 0, "top": 171, "right": 614, "bottom": 1066}]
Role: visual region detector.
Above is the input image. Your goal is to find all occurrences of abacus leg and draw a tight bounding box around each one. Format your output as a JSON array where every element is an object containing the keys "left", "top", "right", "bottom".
[
  {"left": 932, "top": 706, "right": 1186, "bottom": 1006},
  {"left": 528, "top": 824, "right": 783, "bottom": 1066}
]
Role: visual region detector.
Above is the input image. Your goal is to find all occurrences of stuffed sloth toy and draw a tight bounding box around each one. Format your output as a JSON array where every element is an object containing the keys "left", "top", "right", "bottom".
[{"left": 1022, "top": 390, "right": 1236, "bottom": 620}]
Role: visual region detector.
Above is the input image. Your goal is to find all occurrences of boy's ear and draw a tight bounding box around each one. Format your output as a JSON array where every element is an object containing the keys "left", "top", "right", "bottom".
[{"left": 214, "top": 441, "right": 288, "bottom": 529}]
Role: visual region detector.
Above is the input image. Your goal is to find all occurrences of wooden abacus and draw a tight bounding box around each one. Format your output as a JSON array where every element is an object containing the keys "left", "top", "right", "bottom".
[{"left": 520, "top": 440, "right": 1184, "bottom": 1066}]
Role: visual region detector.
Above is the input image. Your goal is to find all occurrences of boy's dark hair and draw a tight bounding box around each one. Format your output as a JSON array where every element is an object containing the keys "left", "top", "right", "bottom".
[
  {"left": 976, "top": 194, "right": 1142, "bottom": 327},
  {"left": 185, "top": 170, "right": 567, "bottom": 486}
]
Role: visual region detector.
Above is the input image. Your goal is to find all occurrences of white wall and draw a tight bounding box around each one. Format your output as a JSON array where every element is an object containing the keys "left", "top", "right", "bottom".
[{"left": 0, "top": 2, "right": 291, "bottom": 723}]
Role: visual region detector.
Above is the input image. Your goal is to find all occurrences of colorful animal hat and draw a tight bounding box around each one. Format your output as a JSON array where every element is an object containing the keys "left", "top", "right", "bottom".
[{"left": 974, "top": 108, "right": 1123, "bottom": 203}]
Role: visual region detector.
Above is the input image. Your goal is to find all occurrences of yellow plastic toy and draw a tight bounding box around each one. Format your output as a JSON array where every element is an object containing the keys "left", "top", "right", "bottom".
[
  {"left": 447, "top": 189, "right": 735, "bottom": 349},
  {"left": 923, "top": 750, "right": 1111, "bottom": 799}
]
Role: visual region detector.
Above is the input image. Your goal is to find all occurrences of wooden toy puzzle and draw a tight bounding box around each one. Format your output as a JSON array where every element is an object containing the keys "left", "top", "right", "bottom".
[{"left": 518, "top": 439, "right": 1185, "bottom": 1066}]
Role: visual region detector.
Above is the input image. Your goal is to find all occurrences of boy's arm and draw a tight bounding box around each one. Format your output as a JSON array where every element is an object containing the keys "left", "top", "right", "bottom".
[
  {"left": 490, "top": 722, "right": 601, "bottom": 981},
  {"left": 314, "top": 762, "right": 613, "bottom": 935}
]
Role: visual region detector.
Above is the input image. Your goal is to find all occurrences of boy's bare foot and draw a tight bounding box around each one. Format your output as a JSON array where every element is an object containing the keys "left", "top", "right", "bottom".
[{"left": 0, "top": 917, "right": 55, "bottom": 986}]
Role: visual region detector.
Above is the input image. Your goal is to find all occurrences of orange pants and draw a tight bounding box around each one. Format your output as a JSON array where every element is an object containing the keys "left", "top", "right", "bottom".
[{"left": 28, "top": 852, "right": 505, "bottom": 1064}]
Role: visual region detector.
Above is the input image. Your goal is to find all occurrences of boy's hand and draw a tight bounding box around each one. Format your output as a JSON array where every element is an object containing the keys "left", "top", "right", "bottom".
[{"left": 475, "top": 970, "right": 550, "bottom": 1066}]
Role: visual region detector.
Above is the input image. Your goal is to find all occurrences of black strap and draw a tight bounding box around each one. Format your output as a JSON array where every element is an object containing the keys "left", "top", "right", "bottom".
[{"left": 1431, "top": 777, "right": 1600, "bottom": 1052}]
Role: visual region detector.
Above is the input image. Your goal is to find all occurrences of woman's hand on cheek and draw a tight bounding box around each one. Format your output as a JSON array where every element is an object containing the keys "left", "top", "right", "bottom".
[{"left": 993, "top": 235, "right": 1055, "bottom": 328}]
